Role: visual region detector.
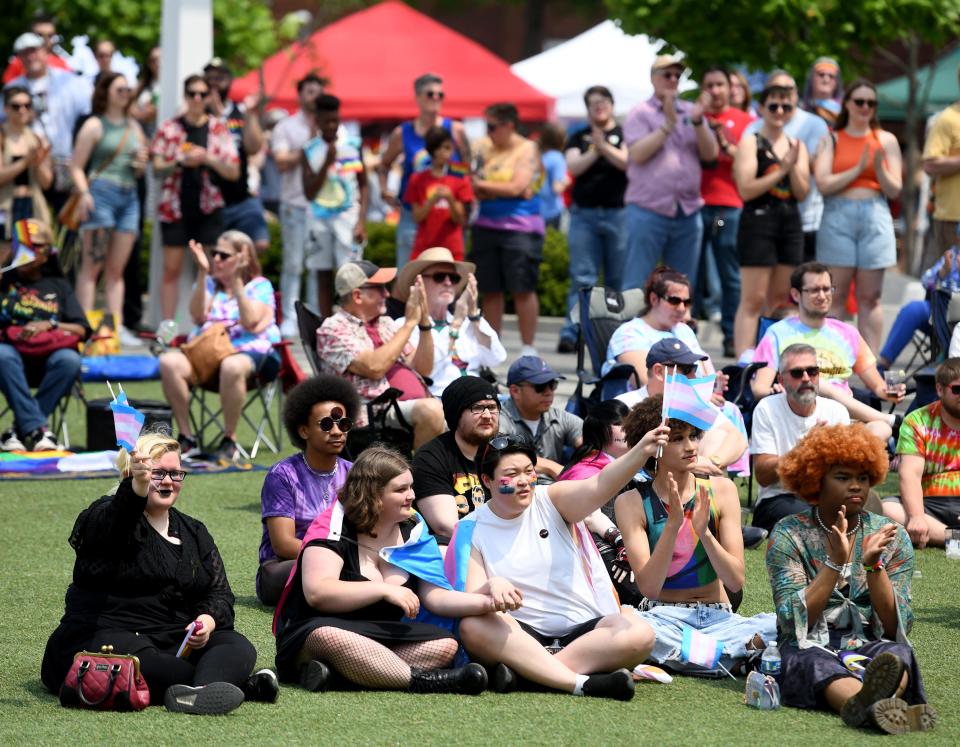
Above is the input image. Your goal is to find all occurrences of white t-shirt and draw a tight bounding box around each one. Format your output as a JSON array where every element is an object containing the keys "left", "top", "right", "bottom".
[
  {"left": 749, "top": 393, "right": 850, "bottom": 503},
  {"left": 471, "top": 486, "right": 620, "bottom": 636},
  {"left": 271, "top": 110, "right": 313, "bottom": 207}
]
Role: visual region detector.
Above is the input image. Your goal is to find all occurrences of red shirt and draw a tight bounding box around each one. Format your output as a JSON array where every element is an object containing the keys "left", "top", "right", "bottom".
[
  {"left": 701, "top": 107, "right": 753, "bottom": 208},
  {"left": 403, "top": 170, "right": 474, "bottom": 260},
  {"left": 3, "top": 53, "right": 71, "bottom": 83}
]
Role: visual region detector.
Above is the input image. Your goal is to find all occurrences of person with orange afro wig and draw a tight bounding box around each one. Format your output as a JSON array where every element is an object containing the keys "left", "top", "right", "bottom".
[{"left": 766, "top": 424, "right": 936, "bottom": 734}]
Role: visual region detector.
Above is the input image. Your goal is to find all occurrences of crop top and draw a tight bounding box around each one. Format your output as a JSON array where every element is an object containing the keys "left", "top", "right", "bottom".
[{"left": 832, "top": 129, "right": 883, "bottom": 192}]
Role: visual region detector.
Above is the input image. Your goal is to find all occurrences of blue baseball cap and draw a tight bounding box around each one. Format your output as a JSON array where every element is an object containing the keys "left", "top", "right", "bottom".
[
  {"left": 646, "top": 338, "right": 708, "bottom": 368},
  {"left": 507, "top": 356, "right": 566, "bottom": 386}
]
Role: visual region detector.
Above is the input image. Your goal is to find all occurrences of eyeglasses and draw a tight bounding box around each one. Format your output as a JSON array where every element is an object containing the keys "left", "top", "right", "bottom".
[
  {"left": 766, "top": 103, "right": 794, "bottom": 113},
  {"left": 318, "top": 415, "right": 353, "bottom": 432},
  {"left": 658, "top": 71, "right": 681, "bottom": 80},
  {"left": 521, "top": 380, "right": 559, "bottom": 394},
  {"left": 786, "top": 366, "right": 820, "bottom": 379},
  {"left": 481, "top": 433, "right": 533, "bottom": 465},
  {"left": 424, "top": 90, "right": 445, "bottom": 100},
  {"left": 423, "top": 272, "right": 461, "bottom": 285},
  {"left": 186, "top": 89, "right": 209, "bottom": 99},
  {"left": 801, "top": 285, "right": 835, "bottom": 295},
  {"left": 8, "top": 101, "right": 32, "bottom": 111},
  {"left": 469, "top": 402, "right": 499, "bottom": 416},
  {"left": 659, "top": 294, "right": 692, "bottom": 308},
  {"left": 151, "top": 469, "right": 186, "bottom": 482},
  {"left": 851, "top": 98, "right": 877, "bottom": 109},
  {"left": 211, "top": 250, "right": 236, "bottom": 261}
]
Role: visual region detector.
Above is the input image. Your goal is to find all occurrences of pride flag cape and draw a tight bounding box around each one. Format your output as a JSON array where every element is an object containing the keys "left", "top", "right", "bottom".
[
  {"left": 663, "top": 369, "right": 721, "bottom": 431},
  {"left": 110, "top": 390, "right": 145, "bottom": 452}
]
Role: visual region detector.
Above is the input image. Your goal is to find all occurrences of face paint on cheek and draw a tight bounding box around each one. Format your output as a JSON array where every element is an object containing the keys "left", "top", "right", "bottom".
[{"left": 498, "top": 479, "right": 515, "bottom": 494}]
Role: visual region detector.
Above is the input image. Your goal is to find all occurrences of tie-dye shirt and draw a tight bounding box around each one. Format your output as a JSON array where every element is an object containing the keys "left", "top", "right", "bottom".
[
  {"left": 753, "top": 316, "right": 875, "bottom": 394},
  {"left": 896, "top": 401, "right": 960, "bottom": 497},
  {"left": 766, "top": 509, "right": 914, "bottom": 648}
]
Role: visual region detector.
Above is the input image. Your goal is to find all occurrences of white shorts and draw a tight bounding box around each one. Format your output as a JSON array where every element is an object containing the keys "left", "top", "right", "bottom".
[{"left": 305, "top": 210, "right": 360, "bottom": 271}]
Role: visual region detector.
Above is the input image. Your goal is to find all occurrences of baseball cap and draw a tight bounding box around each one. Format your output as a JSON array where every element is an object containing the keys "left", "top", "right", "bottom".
[
  {"left": 203, "top": 57, "right": 231, "bottom": 75},
  {"left": 646, "top": 338, "right": 708, "bottom": 368},
  {"left": 14, "top": 32, "right": 44, "bottom": 54},
  {"left": 507, "top": 356, "right": 566, "bottom": 386},
  {"left": 651, "top": 54, "right": 685, "bottom": 73},
  {"left": 334, "top": 260, "right": 397, "bottom": 298}
]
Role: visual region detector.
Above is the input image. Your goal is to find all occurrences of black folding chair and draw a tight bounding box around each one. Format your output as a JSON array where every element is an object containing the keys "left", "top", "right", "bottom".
[
  {"left": 343, "top": 387, "right": 414, "bottom": 461},
  {"left": 294, "top": 300, "right": 324, "bottom": 376}
]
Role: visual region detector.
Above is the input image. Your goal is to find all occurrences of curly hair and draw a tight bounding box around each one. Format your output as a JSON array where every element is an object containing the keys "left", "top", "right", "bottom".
[
  {"left": 338, "top": 446, "right": 410, "bottom": 536},
  {"left": 283, "top": 375, "right": 361, "bottom": 449},
  {"left": 777, "top": 423, "right": 888, "bottom": 504},
  {"left": 622, "top": 395, "right": 702, "bottom": 447}
]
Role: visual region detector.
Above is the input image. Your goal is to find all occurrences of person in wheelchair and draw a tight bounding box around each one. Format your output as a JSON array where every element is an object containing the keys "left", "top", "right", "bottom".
[
  {"left": 316, "top": 260, "right": 445, "bottom": 449},
  {"left": 159, "top": 230, "right": 281, "bottom": 464},
  {"left": 257, "top": 375, "right": 360, "bottom": 606},
  {"left": 0, "top": 219, "right": 91, "bottom": 452}
]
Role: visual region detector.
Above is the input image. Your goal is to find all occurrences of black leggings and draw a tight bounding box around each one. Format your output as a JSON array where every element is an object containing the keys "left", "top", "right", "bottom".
[{"left": 84, "top": 628, "right": 256, "bottom": 702}]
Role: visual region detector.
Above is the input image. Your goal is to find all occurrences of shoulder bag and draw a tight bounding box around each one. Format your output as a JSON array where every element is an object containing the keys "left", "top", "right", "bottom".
[{"left": 58, "top": 124, "right": 132, "bottom": 231}]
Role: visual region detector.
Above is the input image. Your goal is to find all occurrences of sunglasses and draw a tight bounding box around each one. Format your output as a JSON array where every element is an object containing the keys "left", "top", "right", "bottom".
[
  {"left": 211, "top": 250, "right": 236, "bottom": 261},
  {"left": 522, "top": 380, "right": 559, "bottom": 394},
  {"left": 424, "top": 90, "right": 445, "bottom": 100},
  {"left": 151, "top": 469, "right": 186, "bottom": 482},
  {"left": 481, "top": 433, "right": 533, "bottom": 465},
  {"left": 318, "top": 415, "right": 353, "bottom": 433},
  {"left": 658, "top": 71, "right": 681, "bottom": 80},
  {"left": 949, "top": 384, "right": 960, "bottom": 396},
  {"left": 786, "top": 366, "right": 820, "bottom": 379},
  {"left": 766, "top": 102, "right": 794, "bottom": 114},
  {"left": 663, "top": 362, "right": 698, "bottom": 377},
  {"left": 486, "top": 121, "right": 502, "bottom": 131},
  {"left": 186, "top": 89, "right": 209, "bottom": 99},
  {"left": 851, "top": 98, "right": 878, "bottom": 109},
  {"left": 469, "top": 402, "right": 499, "bottom": 416},
  {"left": 8, "top": 101, "right": 32, "bottom": 111},
  {"left": 659, "top": 294, "right": 691, "bottom": 308},
  {"left": 423, "top": 271, "right": 461, "bottom": 285}
]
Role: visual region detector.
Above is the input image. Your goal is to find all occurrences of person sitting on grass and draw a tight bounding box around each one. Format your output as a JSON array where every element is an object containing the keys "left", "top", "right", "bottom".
[
  {"left": 614, "top": 395, "right": 777, "bottom": 677},
  {"left": 41, "top": 430, "right": 278, "bottom": 715},
  {"left": 257, "top": 374, "right": 360, "bottom": 606},
  {"left": 454, "top": 430, "right": 665, "bottom": 701},
  {"left": 768, "top": 424, "right": 936, "bottom": 734},
  {"left": 273, "top": 446, "right": 493, "bottom": 695}
]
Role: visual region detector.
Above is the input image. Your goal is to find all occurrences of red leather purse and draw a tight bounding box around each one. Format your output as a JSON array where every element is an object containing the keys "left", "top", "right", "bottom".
[
  {"left": 59, "top": 646, "right": 151, "bottom": 711},
  {"left": 4, "top": 325, "right": 81, "bottom": 357}
]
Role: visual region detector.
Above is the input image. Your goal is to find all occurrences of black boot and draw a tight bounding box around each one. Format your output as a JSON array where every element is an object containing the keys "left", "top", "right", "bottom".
[
  {"left": 242, "top": 668, "right": 280, "bottom": 703},
  {"left": 409, "top": 663, "right": 488, "bottom": 694}
]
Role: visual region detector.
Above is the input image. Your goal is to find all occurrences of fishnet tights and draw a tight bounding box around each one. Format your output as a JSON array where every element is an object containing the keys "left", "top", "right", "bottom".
[{"left": 302, "top": 627, "right": 458, "bottom": 689}]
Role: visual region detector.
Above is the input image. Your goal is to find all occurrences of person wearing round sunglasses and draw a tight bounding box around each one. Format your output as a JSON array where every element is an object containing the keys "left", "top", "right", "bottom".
[
  {"left": 257, "top": 375, "right": 360, "bottom": 605},
  {"left": 732, "top": 83, "right": 810, "bottom": 357},
  {"left": 159, "top": 230, "right": 280, "bottom": 464},
  {"left": 0, "top": 85, "right": 53, "bottom": 246},
  {"left": 814, "top": 78, "right": 902, "bottom": 354},
  {"left": 41, "top": 430, "right": 279, "bottom": 715},
  {"left": 393, "top": 246, "right": 505, "bottom": 395},
  {"left": 70, "top": 71, "right": 148, "bottom": 346},
  {"left": 603, "top": 266, "right": 704, "bottom": 385},
  {"left": 801, "top": 56, "right": 845, "bottom": 127}
]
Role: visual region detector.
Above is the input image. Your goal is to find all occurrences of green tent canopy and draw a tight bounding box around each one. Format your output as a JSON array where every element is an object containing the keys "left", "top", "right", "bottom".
[{"left": 877, "top": 46, "right": 960, "bottom": 121}]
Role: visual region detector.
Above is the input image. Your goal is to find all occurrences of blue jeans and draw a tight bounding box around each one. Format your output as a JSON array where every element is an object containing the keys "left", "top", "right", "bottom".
[
  {"left": 623, "top": 204, "right": 703, "bottom": 291},
  {"left": 279, "top": 203, "right": 317, "bottom": 327},
  {"left": 559, "top": 206, "right": 626, "bottom": 343},
  {"left": 0, "top": 344, "right": 81, "bottom": 434},
  {"left": 395, "top": 207, "right": 417, "bottom": 269},
  {"left": 697, "top": 206, "right": 741, "bottom": 342},
  {"left": 879, "top": 299, "right": 931, "bottom": 365}
]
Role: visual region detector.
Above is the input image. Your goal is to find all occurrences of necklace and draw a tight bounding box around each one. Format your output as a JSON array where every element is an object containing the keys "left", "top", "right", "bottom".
[
  {"left": 814, "top": 507, "right": 861, "bottom": 536},
  {"left": 301, "top": 452, "right": 337, "bottom": 478}
]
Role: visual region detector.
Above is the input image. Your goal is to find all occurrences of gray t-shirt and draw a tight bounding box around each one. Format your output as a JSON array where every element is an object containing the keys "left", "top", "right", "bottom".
[{"left": 498, "top": 398, "right": 583, "bottom": 463}]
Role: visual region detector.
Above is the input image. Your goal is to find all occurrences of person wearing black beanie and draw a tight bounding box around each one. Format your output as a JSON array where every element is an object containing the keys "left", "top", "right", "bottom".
[{"left": 412, "top": 376, "right": 501, "bottom": 540}]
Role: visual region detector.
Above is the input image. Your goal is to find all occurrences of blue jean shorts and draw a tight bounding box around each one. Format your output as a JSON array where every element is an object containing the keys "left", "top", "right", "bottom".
[
  {"left": 82, "top": 178, "right": 139, "bottom": 234},
  {"left": 221, "top": 195, "right": 269, "bottom": 244},
  {"left": 816, "top": 196, "right": 895, "bottom": 270}
]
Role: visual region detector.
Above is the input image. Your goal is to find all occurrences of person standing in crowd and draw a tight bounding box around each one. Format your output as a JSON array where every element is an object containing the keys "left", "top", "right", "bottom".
[
  {"left": 698, "top": 66, "right": 753, "bottom": 359},
  {"left": 557, "top": 85, "right": 628, "bottom": 354},
  {"left": 537, "top": 123, "right": 570, "bottom": 230},
  {"left": 392, "top": 247, "right": 505, "bottom": 395},
  {"left": 4, "top": 32, "right": 91, "bottom": 213},
  {"left": 0, "top": 86, "right": 52, "bottom": 243},
  {"left": 150, "top": 74, "right": 239, "bottom": 326},
  {"left": 621, "top": 55, "right": 718, "bottom": 292},
  {"left": 272, "top": 73, "right": 326, "bottom": 337},
  {"left": 403, "top": 126, "right": 474, "bottom": 262},
  {"left": 378, "top": 73, "right": 470, "bottom": 269},
  {"left": 922, "top": 70, "right": 960, "bottom": 273},
  {"left": 815, "top": 80, "right": 902, "bottom": 354},
  {"left": 92, "top": 40, "right": 116, "bottom": 82},
  {"left": 471, "top": 102, "right": 544, "bottom": 357},
  {"left": 132, "top": 46, "right": 160, "bottom": 138},
  {"left": 732, "top": 83, "right": 810, "bottom": 356},
  {"left": 204, "top": 58, "right": 269, "bottom": 255},
  {"left": 801, "top": 56, "right": 844, "bottom": 127},
  {"left": 2, "top": 13, "right": 71, "bottom": 84},
  {"left": 70, "top": 72, "right": 148, "bottom": 346},
  {"left": 302, "top": 94, "right": 368, "bottom": 318},
  {"left": 729, "top": 71, "right": 756, "bottom": 118},
  {"left": 745, "top": 71, "right": 829, "bottom": 263}
]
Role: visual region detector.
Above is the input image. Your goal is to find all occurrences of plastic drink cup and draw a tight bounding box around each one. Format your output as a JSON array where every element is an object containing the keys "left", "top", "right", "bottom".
[
  {"left": 946, "top": 529, "right": 960, "bottom": 560},
  {"left": 884, "top": 369, "right": 904, "bottom": 396}
]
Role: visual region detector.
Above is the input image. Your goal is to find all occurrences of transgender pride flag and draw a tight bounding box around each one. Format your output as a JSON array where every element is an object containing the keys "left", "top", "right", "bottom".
[
  {"left": 663, "top": 369, "right": 722, "bottom": 431},
  {"left": 110, "top": 391, "right": 145, "bottom": 452},
  {"left": 680, "top": 626, "right": 724, "bottom": 669}
]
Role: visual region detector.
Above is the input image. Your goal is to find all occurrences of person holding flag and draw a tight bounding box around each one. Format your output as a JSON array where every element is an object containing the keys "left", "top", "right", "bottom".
[{"left": 614, "top": 394, "right": 776, "bottom": 677}]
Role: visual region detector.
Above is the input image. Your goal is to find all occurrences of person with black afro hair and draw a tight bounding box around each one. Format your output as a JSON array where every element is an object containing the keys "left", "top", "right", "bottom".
[{"left": 256, "top": 376, "right": 360, "bottom": 605}]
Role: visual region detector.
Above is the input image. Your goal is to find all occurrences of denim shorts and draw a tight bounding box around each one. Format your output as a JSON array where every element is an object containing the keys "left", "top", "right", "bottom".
[
  {"left": 221, "top": 195, "right": 269, "bottom": 244},
  {"left": 242, "top": 350, "right": 281, "bottom": 382},
  {"left": 816, "top": 196, "right": 896, "bottom": 270},
  {"left": 82, "top": 178, "right": 139, "bottom": 234}
]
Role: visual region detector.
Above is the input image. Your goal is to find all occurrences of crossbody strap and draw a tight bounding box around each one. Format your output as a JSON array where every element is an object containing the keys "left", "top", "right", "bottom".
[{"left": 89, "top": 121, "right": 132, "bottom": 181}]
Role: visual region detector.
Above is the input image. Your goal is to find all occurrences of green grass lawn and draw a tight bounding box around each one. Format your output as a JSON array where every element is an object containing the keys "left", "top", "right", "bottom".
[{"left": 1, "top": 383, "right": 958, "bottom": 744}]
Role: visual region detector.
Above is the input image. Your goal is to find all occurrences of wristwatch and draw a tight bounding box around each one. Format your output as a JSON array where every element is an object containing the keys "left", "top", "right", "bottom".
[{"left": 48, "top": 317, "right": 59, "bottom": 329}]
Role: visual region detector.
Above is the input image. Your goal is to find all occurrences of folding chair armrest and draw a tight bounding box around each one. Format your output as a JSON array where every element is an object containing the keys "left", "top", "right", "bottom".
[{"left": 733, "top": 361, "right": 767, "bottom": 406}]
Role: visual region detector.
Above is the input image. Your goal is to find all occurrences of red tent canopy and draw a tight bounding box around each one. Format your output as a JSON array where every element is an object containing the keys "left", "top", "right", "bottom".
[{"left": 231, "top": 1, "right": 553, "bottom": 121}]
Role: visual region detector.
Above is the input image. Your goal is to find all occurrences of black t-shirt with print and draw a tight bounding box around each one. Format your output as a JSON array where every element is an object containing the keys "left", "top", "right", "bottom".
[
  {"left": 566, "top": 125, "right": 627, "bottom": 209},
  {"left": 412, "top": 431, "right": 486, "bottom": 535},
  {"left": 0, "top": 274, "right": 91, "bottom": 333}
]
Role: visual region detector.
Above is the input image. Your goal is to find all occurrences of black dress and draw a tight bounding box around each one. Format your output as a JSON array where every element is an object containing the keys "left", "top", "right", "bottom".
[{"left": 274, "top": 517, "right": 453, "bottom": 682}]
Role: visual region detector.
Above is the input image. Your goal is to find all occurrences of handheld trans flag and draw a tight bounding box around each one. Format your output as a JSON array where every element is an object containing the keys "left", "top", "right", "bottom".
[{"left": 108, "top": 383, "right": 145, "bottom": 452}]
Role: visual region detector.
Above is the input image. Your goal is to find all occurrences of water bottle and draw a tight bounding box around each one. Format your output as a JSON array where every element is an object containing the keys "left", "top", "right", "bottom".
[
  {"left": 760, "top": 640, "right": 781, "bottom": 679},
  {"left": 157, "top": 319, "right": 178, "bottom": 346}
]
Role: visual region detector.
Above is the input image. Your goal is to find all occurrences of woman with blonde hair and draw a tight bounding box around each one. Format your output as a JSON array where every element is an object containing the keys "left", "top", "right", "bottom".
[
  {"left": 41, "top": 429, "right": 277, "bottom": 715},
  {"left": 159, "top": 229, "right": 281, "bottom": 463}
]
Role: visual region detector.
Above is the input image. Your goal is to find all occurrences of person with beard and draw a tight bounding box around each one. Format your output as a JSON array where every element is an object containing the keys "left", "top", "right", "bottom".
[
  {"left": 883, "top": 358, "right": 960, "bottom": 548},
  {"left": 412, "top": 376, "right": 500, "bottom": 541},
  {"left": 751, "top": 262, "right": 900, "bottom": 441},
  {"left": 257, "top": 375, "right": 360, "bottom": 605},
  {"left": 750, "top": 343, "right": 850, "bottom": 532}
]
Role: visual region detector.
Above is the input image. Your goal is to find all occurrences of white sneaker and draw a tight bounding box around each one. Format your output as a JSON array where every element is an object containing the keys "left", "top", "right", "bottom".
[
  {"left": 31, "top": 428, "right": 58, "bottom": 451},
  {"left": 118, "top": 326, "right": 145, "bottom": 348},
  {"left": 280, "top": 319, "right": 298, "bottom": 339},
  {"left": 520, "top": 344, "right": 539, "bottom": 358},
  {"left": 0, "top": 428, "right": 25, "bottom": 451}
]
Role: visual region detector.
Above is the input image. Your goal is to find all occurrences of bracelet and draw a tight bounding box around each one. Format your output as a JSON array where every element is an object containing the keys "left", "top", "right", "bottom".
[
  {"left": 863, "top": 559, "right": 885, "bottom": 574},
  {"left": 448, "top": 330, "right": 459, "bottom": 340},
  {"left": 467, "top": 312, "right": 482, "bottom": 322},
  {"left": 418, "top": 323, "right": 433, "bottom": 331},
  {"left": 823, "top": 558, "right": 846, "bottom": 573}
]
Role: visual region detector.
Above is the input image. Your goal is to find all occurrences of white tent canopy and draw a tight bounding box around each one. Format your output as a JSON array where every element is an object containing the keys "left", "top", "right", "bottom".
[{"left": 511, "top": 20, "right": 693, "bottom": 120}]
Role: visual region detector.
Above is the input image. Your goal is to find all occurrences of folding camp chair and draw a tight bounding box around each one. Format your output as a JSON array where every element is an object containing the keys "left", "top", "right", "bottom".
[
  {"left": 295, "top": 300, "right": 324, "bottom": 375},
  {"left": 0, "top": 364, "right": 83, "bottom": 449}
]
